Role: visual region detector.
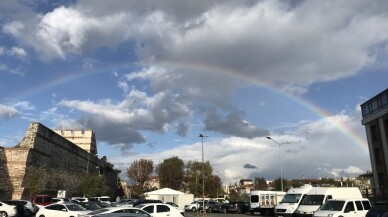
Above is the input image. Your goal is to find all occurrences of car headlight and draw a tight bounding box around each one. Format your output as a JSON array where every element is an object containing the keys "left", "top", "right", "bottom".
[{"left": 287, "top": 207, "right": 294, "bottom": 213}]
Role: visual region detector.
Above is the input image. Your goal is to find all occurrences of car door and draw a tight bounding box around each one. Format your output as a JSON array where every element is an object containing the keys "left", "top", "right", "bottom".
[
  {"left": 44, "top": 204, "right": 63, "bottom": 217},
  {"left": 56, "top": 204, "right": 71, "bottom": 217},
  {"left": 155, "top": 204, "right": 173, "bottom": 217},
  {"left": 342, "top": 201, "right": 356, "bottom": 217}
]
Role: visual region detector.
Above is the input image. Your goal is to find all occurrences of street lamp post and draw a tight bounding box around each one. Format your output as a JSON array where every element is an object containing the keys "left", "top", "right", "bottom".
[
  {"left": 199, "top": 134, "right": 208, "bottom": 213},
  {"left": 267, "top": 136, "right": 289, "bottom": 192}
]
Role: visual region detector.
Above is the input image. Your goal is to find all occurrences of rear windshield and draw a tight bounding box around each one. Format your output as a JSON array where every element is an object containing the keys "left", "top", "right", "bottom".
[{"left": 251, "top": 195, "right": 259, "bottom": 203}]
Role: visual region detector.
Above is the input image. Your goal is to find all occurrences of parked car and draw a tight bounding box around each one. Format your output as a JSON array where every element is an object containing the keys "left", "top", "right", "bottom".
[
  {"left": 136, "top": 203, "right": 184, "bottom": 217},
  {"left": 313, "top": 198, "right": 371, "bottom": 217},
  {"left": 198, "top": 201, "right": 225, "bottom": 213},
  {"left": 35, "top": 203, "right": 88, "bottom": 217},
  {"left": 366, "top": 201, "right": 388, "bottom": 217},
  {"left": 88, "top": 196, "right": 111, "bottom": 204},
  {"left": 71, "top": 197, "right": 88, "bottom": 203},
  {"left": 0, "top": 201, "right": 19, "bottom": 217},
  {"left": 2, "top": 200, "right": 39, "bottom": 216},
  {"left": 131, "top": 200, "right": 163, "bottom": 207},
  {"left": 111, "top": 199, "right": 138, "bottom": 207},
  {"left": 2, "top": 200, "right": 26, "bottom": 217},
  {"left": 94, "top": 212, "right": 150, "bottom": 217},
  {"left": 223, "top": 201, "right": 250, "bottom": 213},
  {"left": 52, "top": 198, "right": 70, "bottom": 204},
  {"left": 76, "top": 202, "right": 103, "bottom": 211},
  {"left": 79, "top": 207, "right": 147, "bottom": 217},
  {"left": 93, "top": 202, "right": 112, "bottom": 208},
  {"left": 165, "top": 202, "right": 178, "bottom": 208},
  {"left": 184, "top": 201, "right": 202, "bottom": 212},
  {"left": 30, "top": 195, "right": 53, "bottom": 207}
]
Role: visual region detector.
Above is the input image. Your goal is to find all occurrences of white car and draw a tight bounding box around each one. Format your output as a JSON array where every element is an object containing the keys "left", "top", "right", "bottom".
[
  {"left": 79, "top": 206, "right": 148, "bottom": 217},
  {"left": 136, "top": 203, "right": 184, "bottom": 217},
  {"left": 35, "top": 203, "right": 89, "bottom": 217},
  {"left": 184, "top": 201, "right": 202, "bottom": 212},
  {"left": 0, "top": 201, "right": 17, "bottom": 217}
]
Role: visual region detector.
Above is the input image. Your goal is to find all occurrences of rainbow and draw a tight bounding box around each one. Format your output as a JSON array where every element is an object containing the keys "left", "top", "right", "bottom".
[{"left": 11, "top": 61, "right": 369, "bottom": 152}]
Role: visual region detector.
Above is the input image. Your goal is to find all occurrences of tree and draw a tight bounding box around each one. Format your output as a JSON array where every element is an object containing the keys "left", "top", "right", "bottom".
[
  {"left": 156, "top": 157, "right": 184, "bottom": 190},
  {"left": 183, "top": 160, "right": 221, "bottom": 197},
  {"left": 273, "top": 177, "right": 288, "bottom": 191},
  {"left": 253, "top": 177, "right": 268, "bottom": 190},
  {"left": 24, "top": 165, "right": 48, "bottom": 196},
  {"left": 127, "top": 159, "right": 154, "bottom": 194},
  {"left": 46, "top": 169, "right": 81, "bottom": 196},
  {"left": 79, "top": 174, "right": 107, "bottom": 197},
  {"left": 206, "top": 175, "right": 223, "bottom": 198}
]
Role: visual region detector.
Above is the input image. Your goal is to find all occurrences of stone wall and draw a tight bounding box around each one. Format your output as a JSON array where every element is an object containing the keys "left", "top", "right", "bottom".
[
  {"left": 0, "top": 147, "right": 13, "bottom": 200},
  {"left": 4, "top": 122, "right": 103, "bottom": 199}
]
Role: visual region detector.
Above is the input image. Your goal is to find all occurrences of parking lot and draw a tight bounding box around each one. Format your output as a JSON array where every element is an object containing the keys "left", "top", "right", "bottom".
[{"left": 184, "top": 212, "right": 272, "bottom": 217}]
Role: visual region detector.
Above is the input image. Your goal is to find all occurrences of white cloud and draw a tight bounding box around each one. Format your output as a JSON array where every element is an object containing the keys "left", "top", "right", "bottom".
[
  {"left": 9, "top": 47, "right": 26, "bottom": 57},
  {"left": 4, "top": 0, "right": 388, "bottom": 88},
  {"left": 0, "top": 104, "right": 19, "bottom": 119},
  {"left": 109, "top": 108, "right": 370, "bottom": 184}
]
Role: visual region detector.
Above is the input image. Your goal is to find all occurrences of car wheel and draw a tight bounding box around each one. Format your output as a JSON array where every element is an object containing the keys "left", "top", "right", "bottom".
[
  {"left": 0, "top": 211, "right": 8, "bottom": 217},
  {"left": 39, "top": 215, "right": 45, "bottom": 217},
  {"left": 191, "top": 207, "right": 196, "bottom": 212},
  {"left": 24, "top": 209, "right": 31, "bottom": 217},
  {"left": 208, "top": 207, "right": 213, "bottom": 213}
]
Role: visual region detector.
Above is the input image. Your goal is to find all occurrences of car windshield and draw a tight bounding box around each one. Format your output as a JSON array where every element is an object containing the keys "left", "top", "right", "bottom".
[
  {"left": 320, "top": 201, "right": 345, "bottom": 211},
  {"left": 300, "top": 195, "right": 325, "bottom": 205},
  {"left": 100, "top": 198, "right": 110, "bottom": 202},
  {"left": 66, "top": 204, "right": 87, "bottom": 211},
  {"left": 281, "top": 194, "right": 302, "bottom": 203}
]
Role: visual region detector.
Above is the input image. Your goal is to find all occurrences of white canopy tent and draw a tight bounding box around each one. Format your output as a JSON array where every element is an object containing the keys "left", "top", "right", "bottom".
[{"left": 144, "top": 188, "right": 194, "bottom": 209}]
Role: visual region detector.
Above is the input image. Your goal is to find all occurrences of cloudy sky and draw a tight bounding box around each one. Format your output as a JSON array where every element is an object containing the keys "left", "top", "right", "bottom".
[{"left": 1, "top": 0, "right": 387, "bottom": 185}]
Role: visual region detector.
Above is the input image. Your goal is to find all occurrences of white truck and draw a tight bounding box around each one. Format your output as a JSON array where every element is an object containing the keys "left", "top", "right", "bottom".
[
  {"left": 275, "top": 184, "right": 313, "bottom": 217},
  {"left": 294, "top": 187, "right": 362, "bottom": 217},
  {"left": 250, "top": 190, "right": 286, "bottom": 215}
]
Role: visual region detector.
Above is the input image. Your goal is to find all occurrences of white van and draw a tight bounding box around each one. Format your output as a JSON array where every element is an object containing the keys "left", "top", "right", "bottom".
[
  {"left": 250, "top": 190, "right": 286, "bottom": 215},
  {"left": 295, "top": 187, "right": 362, "bottom": 217},
  {"left": 275, "top": 184, "right": 313, "bottom": 217},
  {"left": 313, "top": 198, "right": 371, "bottom": 217}
]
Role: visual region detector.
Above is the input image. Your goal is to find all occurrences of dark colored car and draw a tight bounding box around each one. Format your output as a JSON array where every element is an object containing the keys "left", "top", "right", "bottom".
[
  {"left": 223, "top": 201, "right": 250, "bottom": 213},
  {"left": 366, "top": 201, "right": 388, "bottom": 217},
  {"left": 199, "top": 201, "right": 225, "bottom": 213}
]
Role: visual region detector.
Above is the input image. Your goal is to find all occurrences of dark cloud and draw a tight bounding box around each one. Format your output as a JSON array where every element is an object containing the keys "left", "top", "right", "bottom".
[
  {"left": 203, "top": 108, "right": 269, "bottom": 138},
  {"left": 244, "top": 163, "right": 258, "bottom": 169}
]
